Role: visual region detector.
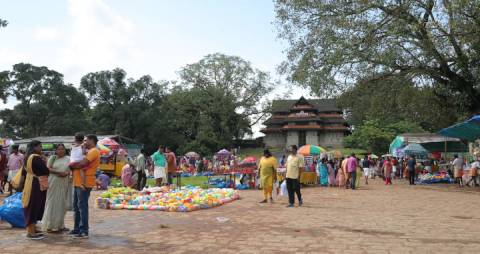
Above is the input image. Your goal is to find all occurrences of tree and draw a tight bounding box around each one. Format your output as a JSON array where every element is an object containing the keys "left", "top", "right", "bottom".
[
  {"left": 179, "top": 53, "right": 273, "bottom": 130},
  {"left": 275, "top": 1, "right": 480, "bottom": 113},
  {"left": 338, "top": 76, "right": 463, "bottom": 131},
  {"left": 0, "top": 18, "right": 7, "bottom": 28},
  {"left": 344, "top": 118, "right": 424, "bottom": 154},
  {"left": 80, "top": 68, "right": 167, "bottom": 150},
  {"left": 0, "top": 63, "right": 90, "bottom": 137}
]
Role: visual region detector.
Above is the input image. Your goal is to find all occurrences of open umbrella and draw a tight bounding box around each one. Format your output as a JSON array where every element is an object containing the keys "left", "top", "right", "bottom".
[
  {"left": 185, "top": 151, "right": 200, "bottom": 158},
  {"left": 382, "top": 154, "right": 393, "bottom": 158},
  {"left": 297, "top": 145, "right": 326, "bottom": 156},
  {"left": 98, "top": 138, "right": 120, "bottom": 151},
  {"left": 216, "top": 149, "right": 231, "bottom": 155},
  {"left": 242, "top": 156, "right": 257, "bottom": 163},
  {"left": 97, "top": 143, "right": 112, "bottom": 156},
  {"left": 369, "top": 154, "right": 379, "bottom": 159}
]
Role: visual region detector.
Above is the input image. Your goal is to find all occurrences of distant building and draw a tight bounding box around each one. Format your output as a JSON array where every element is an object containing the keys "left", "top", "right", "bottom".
[{"left": 261, "top": 97, "right": 348, "bottom": 148}]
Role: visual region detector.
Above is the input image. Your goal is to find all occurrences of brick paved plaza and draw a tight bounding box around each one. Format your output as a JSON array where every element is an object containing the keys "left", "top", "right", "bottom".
[{"left": 1, "top": 179, "right": 480, "bottom": 254}]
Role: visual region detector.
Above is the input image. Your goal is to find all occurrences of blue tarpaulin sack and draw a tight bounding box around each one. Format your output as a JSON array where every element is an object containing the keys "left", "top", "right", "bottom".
[{"left": 0, "top": 192, "right": 26, "bottom": 228}]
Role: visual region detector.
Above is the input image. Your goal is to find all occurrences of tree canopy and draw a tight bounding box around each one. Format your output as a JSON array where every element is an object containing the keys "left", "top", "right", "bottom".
[
  {"left": 0, "top": 53, "right": 272, "bottom": 155},
  {"left": 275, "top": 0, "right": 480, "bottom": 113}
]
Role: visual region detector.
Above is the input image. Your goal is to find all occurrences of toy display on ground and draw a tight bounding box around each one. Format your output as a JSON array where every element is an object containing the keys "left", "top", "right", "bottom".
[
  {"left": 95, "top": 186, "right": 240, "bottom": 212},
  {"left": 418, "top": 172, "right": 454, "bottom": 184}
]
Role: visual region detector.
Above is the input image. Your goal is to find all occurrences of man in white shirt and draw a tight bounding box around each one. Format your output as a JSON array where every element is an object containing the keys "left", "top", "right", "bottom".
[{"left": 285, "top": 145, "right": 305, "bottom": 207}]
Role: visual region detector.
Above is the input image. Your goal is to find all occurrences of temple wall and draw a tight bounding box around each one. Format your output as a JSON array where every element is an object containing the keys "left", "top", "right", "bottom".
[
  {"left": 318, "top": 132, "right": 344, "bottom": 148},
  {"left": 306, "top": 131, "right": 318, "bottom": 145},
  {"left": 286, "top": 131, "right": 299, "bottom": 147},
  {"left": 263, "top": 133, "right": 286, "bottom": 148}
]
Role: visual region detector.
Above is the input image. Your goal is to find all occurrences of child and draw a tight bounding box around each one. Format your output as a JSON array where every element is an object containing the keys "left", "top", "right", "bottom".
[{"left": 70, "top": 133, "right": 87, "bottom": 189}]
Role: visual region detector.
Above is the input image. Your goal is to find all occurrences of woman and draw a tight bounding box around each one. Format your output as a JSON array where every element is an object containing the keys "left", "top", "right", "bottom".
[
  {"left": 337, "top": 157, "right": 346, "bottom": 187},
  {"left": 317, "top": 158, "right": 328, "bottom": 186},
  {"left": 383, "top": 158, "right": 393, "bottom": 185},
  {"left": 42, "top": 144, "right": 71, "bottom": 233},
  {"left": 327, "top": 160, "right": 335, "bottom": 187},
  {"left": 121, "top": 163, "right": 135, "bottom": 188},
  {"left": 258, "top": 149, "right": 277, "bottom": 203},
  {"left": 22, "top": 140, "right": 49, "bottom": 240}
]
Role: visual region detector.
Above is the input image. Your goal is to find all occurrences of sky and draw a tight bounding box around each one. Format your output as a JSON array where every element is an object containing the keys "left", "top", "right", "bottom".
[{"left": 0, "top": 0, "right": 311, "bottom": 135}]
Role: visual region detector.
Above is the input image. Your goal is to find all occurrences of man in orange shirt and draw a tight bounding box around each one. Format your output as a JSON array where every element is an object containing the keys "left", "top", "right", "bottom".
[{"left": 69, "top": 134, "right": 100, "bottom": 238}]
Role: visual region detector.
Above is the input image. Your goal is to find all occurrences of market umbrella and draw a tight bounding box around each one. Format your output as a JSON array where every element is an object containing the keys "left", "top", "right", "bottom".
[
  {"left": 242, "top": 156, "right": 257, "bottom": 163},
  {"left": 185, "top": 151, "right": 200, "bottom": 158},
  {"left": 402, "top": 143, "right": 428, "bottom": 158},
  {"left": 369, "top": 154, "right": 378, "bottom": 159},
  {"left": 440, "top": 115, "right": 480, "bottom": 141},
  {"left": 216, "top": 149, "right": 231, "bottom": 155},
  {"left": 98, "top": 138, "right": 120, "bottom": 151},
  {"left": 297, "top": 145, "right": 326, "bottom": 156}
]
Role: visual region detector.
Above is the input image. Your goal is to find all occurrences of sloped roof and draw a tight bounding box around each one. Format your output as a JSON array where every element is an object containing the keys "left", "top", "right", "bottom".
[
  {"left": 399, "top": 133, "right": 461, "bottom": 143},
  {"left": 271, "top": 98, "right": 341, "bottom": 113}
]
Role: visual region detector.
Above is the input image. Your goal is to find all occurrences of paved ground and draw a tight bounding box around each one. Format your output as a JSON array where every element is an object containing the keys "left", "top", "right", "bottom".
[{"left": 1, "top": 179, "right": 480, "bottom": 254}]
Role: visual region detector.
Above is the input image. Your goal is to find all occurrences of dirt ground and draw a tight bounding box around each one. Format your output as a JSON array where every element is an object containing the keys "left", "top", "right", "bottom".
[{"left": 1, "top": 178, "right": 480, "bottom": 254}]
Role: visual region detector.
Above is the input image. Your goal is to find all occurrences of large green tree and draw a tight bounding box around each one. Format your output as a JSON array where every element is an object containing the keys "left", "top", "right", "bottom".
[
  {"left": 0, "top": 63, "right": 90, "bottom": 137},
  {"left": 179, "top": 53, "right": 273, "bottom": 129},
  {"left": 275, "top": 0, "right": 480, "bottom": 113},
  {"left": 338, "top": 76, "right": 463, "bottom": 132},
  {"left": 80, "top": 68, "right": 167, "bottom": 151}
]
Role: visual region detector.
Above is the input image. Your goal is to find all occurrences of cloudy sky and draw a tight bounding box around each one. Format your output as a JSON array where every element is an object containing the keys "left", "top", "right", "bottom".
[{"left": 1, "top": 0, "right": 311, "bottom": 136}]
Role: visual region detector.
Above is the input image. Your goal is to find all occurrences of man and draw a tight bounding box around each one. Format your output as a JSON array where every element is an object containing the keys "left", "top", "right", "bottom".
[
  {"left": 152, "top": 146, "right": 167, "bottom": 187},
  {"left": 452, "top": 154, "right": 464, "bottom": 187},
  {"left": 6, "top": 145, "right": 24, "bottom": 196},
  {"left": 347, "top": 153, "right": 357, "bottom": 190},
  {"left": 135, "top": 149, "right": 147, "bottom": 190},
  {"left": 362, "top": 155, "right": 370, "bottom": 185},
  {"left": 407, "top": 155, "right": 417, "bottom": 185},
  {"left": 285, "top": 145, "right": 304, "bottom": 207},
  {"left": 165, "top": 147, "right": 177, "bottom": 185},
  {"left": 70, "top": 134, "right": 100, "bottom": 238}
]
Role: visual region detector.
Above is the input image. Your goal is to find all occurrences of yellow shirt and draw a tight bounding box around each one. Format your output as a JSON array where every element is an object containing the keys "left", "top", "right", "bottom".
[
  {"left": 73, "top": 148, "right": 100, "bottom": 188},
  {"left": 286, "top": 154, "right": 304, "bottom": 179},
  {"left": 259, "top": 156, "right": 277, "bottom": 177}
]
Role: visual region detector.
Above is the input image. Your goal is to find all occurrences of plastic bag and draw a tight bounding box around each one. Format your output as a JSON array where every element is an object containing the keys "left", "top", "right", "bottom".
[
  {"left": 280, "top": 180, "right": 287, "bottom": 196},
  {"left": 0, "top": 192, "right": 26, "bottom": 228}
]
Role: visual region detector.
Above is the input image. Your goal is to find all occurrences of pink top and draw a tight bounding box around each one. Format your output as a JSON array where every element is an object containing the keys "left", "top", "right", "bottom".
[
  {"left": 7, "top": 153, "right": 24, "bottom": 171},
  {"left": 347, "top": 157, "right": 357, "bottom": 173}
]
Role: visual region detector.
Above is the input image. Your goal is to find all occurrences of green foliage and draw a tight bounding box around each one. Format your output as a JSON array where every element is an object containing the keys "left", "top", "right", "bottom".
[
  {"left": 338, "top": 77, "right": 463, "bottom": 132},
  {"left": 0, "top": 18, "right": 7, "bottom": 28},
  {"left": 344, "top": 118, "right": 424, "bottom": 154},
  {"left": 275, "top": 0, "right": 480, "bottom": 113}
]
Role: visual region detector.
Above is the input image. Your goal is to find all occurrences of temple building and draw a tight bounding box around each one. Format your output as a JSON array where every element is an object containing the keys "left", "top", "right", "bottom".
[{"left": 261, "top": 97, "right": 349, "bottom": 148}]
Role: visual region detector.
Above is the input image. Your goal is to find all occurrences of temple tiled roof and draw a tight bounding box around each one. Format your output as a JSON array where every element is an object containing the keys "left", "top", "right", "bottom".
[{"left": 271, "top": 98, "right": 341, "bottom": 113}]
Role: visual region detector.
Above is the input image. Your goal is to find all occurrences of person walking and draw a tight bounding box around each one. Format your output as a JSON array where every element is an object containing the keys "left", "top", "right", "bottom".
[
  {"left": 452, "top": 154, "right": 464, "bottom": 187},
  {"left": 42, "top": 144, "right": 71, "bottom": 233},
  {"left": 362, "top": 155, "right": 370, "bottom": 185},
  {"left": 318, "top": 158, "right": 329, "bottom": 186},
  {"left": 21, "top": 140, "right": 49, "bottom": 240},
  {"left": 407, "top": 155, "right": 416, "bottom": 185},
  {"left": 0, "top": 149, "right": 7, "bottom": 194},
  {"left": 347, "top": 154, "right": 357, "bottom": 190},
  {"left": 285, "top": 145, "right": 304, "bottom": 207},
  {"left": 7, "top": 145, "right": 24, "bottom": 196},
  {"left": 69, "top": 135, "right": 100, "bottom": 238},
  {"left": 152, "top": 146, "right": 167, "bottom": 187},
  {"left": 165, "top": 147, "right": 177, "bottom": 186},
  {"left": 383, "top": 157, "right": 393, "bottom": 185},
  {"left": 466, "top": 157, "right": 479, "bottom": 187},
  {"left": 258, "top": 149, "right": 277, "bottom": 203},
  {"left": 327, "top": 160, "right": 335, "bottom": 187},
  {"left": 135, "top": 149, "right": 147, "bottom": 190}
]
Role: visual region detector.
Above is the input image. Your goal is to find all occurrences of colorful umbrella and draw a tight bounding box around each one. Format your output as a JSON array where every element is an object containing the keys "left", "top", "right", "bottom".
[
  {"left": 98, "top": 138, "right": 120, "bottom": 151},
  {"left": 242, "top": 156, "right": 257, "bottom": 163},
  {"left": 297, "top": 145, "right": 326, "bottom": 156},
  {"left": 185, "top": 151, "right": 200, "bottom": 158}
]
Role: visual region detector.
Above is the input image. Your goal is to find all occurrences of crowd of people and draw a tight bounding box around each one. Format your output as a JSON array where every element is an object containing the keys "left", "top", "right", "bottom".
[{"left": 0, "top": 134, "right": 100, "bottom": 240}]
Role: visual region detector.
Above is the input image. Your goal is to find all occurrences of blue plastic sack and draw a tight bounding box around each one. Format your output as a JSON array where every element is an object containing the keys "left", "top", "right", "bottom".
[{"left": 0, "top": 192, "right": 26, "bottom": 228}]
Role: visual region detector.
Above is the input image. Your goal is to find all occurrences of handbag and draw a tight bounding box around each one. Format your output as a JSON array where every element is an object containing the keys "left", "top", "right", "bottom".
[{"left": 11, "top": 168, "right": 25, "bottom": 191}]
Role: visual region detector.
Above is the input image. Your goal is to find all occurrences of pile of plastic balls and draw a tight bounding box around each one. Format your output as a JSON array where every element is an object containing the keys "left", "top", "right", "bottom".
[{"left": 95, "top": 186, "right": 240, "bottom": 212}]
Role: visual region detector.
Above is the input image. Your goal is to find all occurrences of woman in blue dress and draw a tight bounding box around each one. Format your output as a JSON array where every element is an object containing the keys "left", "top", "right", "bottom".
[{"left": 317, "top": 157, "right": 329, "bottom": 186}]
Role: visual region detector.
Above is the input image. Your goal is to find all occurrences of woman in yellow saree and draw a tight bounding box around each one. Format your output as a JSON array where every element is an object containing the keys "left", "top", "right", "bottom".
[{"left": 258, "top": 149, "right": 277, "bottom": 203}]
